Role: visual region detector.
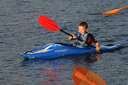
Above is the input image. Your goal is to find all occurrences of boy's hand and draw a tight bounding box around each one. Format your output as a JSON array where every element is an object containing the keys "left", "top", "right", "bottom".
[
  {"left": 68, "top": 34, "right": 77, "bottom": 40},
  {"left": 96, "top": 42, "right": 101, "bottom": 53},
  {"left": 96, "top": 47, "right": 101, "bottom": 53}
]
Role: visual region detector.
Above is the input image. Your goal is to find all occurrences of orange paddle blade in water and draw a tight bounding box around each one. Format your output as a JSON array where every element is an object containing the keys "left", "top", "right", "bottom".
[
  {"left": 72, "top": 67, "right": 107, "bottom": 85},
  {"left": 102, "top": 5, "right": 128, "bottom": 16}
]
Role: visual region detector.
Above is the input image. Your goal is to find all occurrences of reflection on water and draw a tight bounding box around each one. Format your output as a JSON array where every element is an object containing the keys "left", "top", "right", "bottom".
[
  {"left": 19, "top": 54, "right": 102, "bottom": 85},
  {"left": 41, "top": 68, "right": 62, "bottom": 85},
  {"left": 84, "top": 54, "right": 102, "bottom": 63}
]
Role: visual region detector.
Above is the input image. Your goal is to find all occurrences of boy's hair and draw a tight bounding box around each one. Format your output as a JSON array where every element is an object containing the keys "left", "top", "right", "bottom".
[{"left": 79, "top": 21, "right": 88, "bottom": 29}]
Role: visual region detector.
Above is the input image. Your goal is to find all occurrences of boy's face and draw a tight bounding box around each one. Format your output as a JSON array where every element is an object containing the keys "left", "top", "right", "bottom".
[{"left": 78, "top": 26, "right": 87, "bottom": 34}]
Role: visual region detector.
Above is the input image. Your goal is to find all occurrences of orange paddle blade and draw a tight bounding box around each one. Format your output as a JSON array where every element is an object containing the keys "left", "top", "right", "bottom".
[
  {"left": 102, "top": 5, "right": 128, "bottom": 16},
  {"left": 72, "top": 67, "right": 107, "bottom": 85},
  {"left": 38, "top": 16, "right": 61, "bottom": 32}
]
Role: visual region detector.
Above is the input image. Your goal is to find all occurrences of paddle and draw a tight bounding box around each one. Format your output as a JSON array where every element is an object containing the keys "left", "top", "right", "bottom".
[
  {"left": 102, "top": 5, "right": 128, "bottom": 16},
  {"left": 38, "top": 16, "right": 73, "bottom": 37},
  {"left": 72, "top": 67, "right": 107, "bottom": 85}
]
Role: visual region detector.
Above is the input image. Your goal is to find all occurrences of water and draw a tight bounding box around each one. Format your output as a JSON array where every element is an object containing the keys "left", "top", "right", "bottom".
[{"left": 0, "top": 0, "right": 128, "bottom": 85}]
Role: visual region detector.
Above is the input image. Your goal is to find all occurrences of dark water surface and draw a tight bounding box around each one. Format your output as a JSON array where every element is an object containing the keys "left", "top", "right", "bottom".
[{"left": 0, "top": 0, "right": 128, "bottom": 85}]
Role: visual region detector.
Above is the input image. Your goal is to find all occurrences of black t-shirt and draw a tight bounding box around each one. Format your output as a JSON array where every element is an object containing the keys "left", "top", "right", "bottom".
[{"left": 86, "top": 33, "right": 97, "bottom": 45}]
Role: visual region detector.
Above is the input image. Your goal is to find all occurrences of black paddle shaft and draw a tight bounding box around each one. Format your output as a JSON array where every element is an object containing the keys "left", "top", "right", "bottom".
[
  {"left": 60, "top": 29, "right": 82, "bottom": 41},
  {"left": 60, "top": 29, "right": 73, "bottom": 37}
]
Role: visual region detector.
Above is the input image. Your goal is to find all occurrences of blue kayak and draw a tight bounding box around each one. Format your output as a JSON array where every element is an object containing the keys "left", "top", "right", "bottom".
[{"left": 19, "top": 43, "right": 121, "bottom": 60}]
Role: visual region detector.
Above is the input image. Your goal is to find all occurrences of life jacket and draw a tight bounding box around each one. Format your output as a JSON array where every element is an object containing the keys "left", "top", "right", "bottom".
[{"left": 74, "top": 32, "right": 96, "bottom": 47}]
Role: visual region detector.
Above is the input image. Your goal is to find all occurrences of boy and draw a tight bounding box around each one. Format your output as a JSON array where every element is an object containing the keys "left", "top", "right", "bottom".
[{"left": 68, "top": 22, "right": 100, "bottom": 52}]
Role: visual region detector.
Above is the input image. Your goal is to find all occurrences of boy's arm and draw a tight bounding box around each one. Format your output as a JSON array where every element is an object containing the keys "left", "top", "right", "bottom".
[
  {"left": 87, "top": 34, "right": 101, "bottom": 52},
  {"left": 68, "top": 34, "right": 77, "bottom": 40},
  {"left": 95, "top": 41, "right": 101, "bottom": 52}
]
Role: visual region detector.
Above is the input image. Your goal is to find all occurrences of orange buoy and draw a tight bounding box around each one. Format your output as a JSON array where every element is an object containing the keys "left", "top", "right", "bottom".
[
  {"left": 72, "top": 67, "right": 107, "bottom": 85},
  {"left": 102, "top": 5, "right": 128, "bottom": 16}
]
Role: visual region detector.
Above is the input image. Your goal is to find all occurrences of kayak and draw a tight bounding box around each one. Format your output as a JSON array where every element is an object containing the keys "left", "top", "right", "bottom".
[{"left": 19, "top": 43, "right": 121, "bottom": 60}]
